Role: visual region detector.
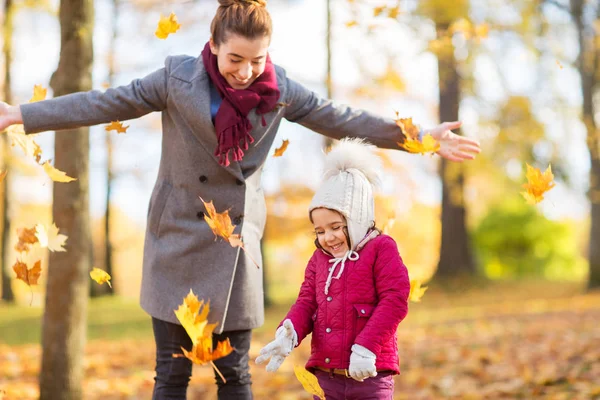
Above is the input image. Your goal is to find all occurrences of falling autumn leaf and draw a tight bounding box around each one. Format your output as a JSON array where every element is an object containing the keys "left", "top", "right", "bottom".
[
  {"left": 7, "top": 125, "right": 42, "bottom": 163},
  {"left": 42, "top": 161, "right": 77, "bottom": 183},
  {"left": 90, "top": 267, "right": 112, "bottom": 288},
  {"left": 293, "top": 365, "right": 325, "bottom": 400},
  {"left": 395, "top": 116, "right": 420, "bottom": 140},
  {"left": 387, "top": 5, "right": 400, "bottom": 19},
  {"left": 15, "top": 226, "right": 38, "bottom": 253},
  {"left": 399, "top": 134, "right": 440, "bottom": 155},
  {"left": 521, "top": 163, "right": 556, "bottom": 205},
  {"left": 12, "top": 259, "right": 42, "bottom": 287},
  {"left": 0, "top": 170, "right": 6, "bottom": 184},
  {"left": 155, "top": 12, "right": 181, "bottom": 39},
  {"left": 29, "top": 84, "right": 47, "bottom": 103},
  {"left": 409, "top": 280, "right": 428, "bottom": 303},
  {"left": 172, "top": 290, "right": 234, "bottom": 381},
  {"left": 373, "top": 5, "right": 386, "bottom": 17},
  {"left": 200, "top": 198, "right": 236, "bottom": 241},
  {"left": 35, "top": 222, "right": 67, "bottom": 252},
  {"left": 345, "top": 20, "right": 358, "bottom": 28},
  {"left": 105, "top": 120, "right": 129, "bottom": 134},
  {"left": 273, "top": 139, "right": 289, "bottom": 157},
  {"left": 556, "top": 60, "right": 564, "bottom": 69}
]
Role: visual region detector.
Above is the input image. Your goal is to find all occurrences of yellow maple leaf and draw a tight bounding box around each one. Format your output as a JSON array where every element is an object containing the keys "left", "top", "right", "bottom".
[
  {"left": 399, "top": 134, "right": 440, "bottom": 155},
  {"left": 42, "top": 161, "right": 77, "bottom": 183},
  {"left": 521, "top": 163, "right": 556, "bottom": 205},
  {"left": 105, "top": 120, "right": 129, "bottom": 134},
  {"left": 387, "top": 5, "right": 400, "bottom": 19},
  {"left": 29, "top": 84, "right": 47, "bottom": 103},
  {"left": 155, "top": 12, "right": 181, "bottom": 39},
  {"left": 173, "top": 290, "right": 234, "bottom": 368},
  {"left": 294, "top": 365, "right": 325, "bottom": 400},
  {"left": 13, "top": 259, "right": 42, "bottom": 286},
  {"left": 7, "top": 125, "right": 42, "bottom": 163},
  {"left": 0, "top": 170, "right": 6, "bottom": 184},
  {"left": 273, "top": 139, "right": 289, "bottom": 157},
  {"left": 90, "top": 267, "right": 112, "bottom": 288},
  {"left": 35, "top": 222, "right": 67, "bottom": 252},
  {"left": 409, "top": 280, "right": 428, "bottom": 302},
  {"left": 15, "top": 226, "right": 38, "bottom": 253},
  {"left": 373, "top": 5, "right": 386, "bottom": 17}
]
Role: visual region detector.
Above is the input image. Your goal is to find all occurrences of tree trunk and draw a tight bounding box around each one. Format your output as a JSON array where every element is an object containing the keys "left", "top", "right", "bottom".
[
  {"left": 435, "top": 23, "right": 475, "bottom": 277},
  {"left": 1, "top": 0, "right": 15, "bottom": 302},
  {"left": 39, "top": 0, "right": 94, "bottom": 396},
  {"left": 571, "top": 0, "right": 600, "bottom": 289},
  {"left": 324, "top": 0, "right": 334, "bottom": 150}
]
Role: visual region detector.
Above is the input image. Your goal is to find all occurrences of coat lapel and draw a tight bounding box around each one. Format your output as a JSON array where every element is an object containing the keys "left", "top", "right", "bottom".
[{"left": 186, "top": 66, "right": 244, "bottom": 182}]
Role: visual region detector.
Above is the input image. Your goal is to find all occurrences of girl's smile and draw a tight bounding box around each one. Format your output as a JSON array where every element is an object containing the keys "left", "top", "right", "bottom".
[{"left": 311, "top": 208, "right": 350, "bottom": 257}]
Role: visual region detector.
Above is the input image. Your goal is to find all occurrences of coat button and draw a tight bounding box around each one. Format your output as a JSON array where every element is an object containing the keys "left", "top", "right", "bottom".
[
  {"left": 325, "top": 358, "right": 330, "bottom": 363},
  {"left": 326, "top": 296, "right": 332, "bottom": 302},
  {"left": 326, "top": 328, "right": 331, "bottom": 333},
  {"left": 199, "top": 175, "right": 208, "bottom": 183},
  {"left": 233, "top": 215, "right": 243, "bottom": 225},
  {"left": 236, "top": 179, "right": 244, "bottom": 186},
  {"left": 196, "top": 211, "right": 205, "bottom": 220},
  {"left": 361, "top": 309, "right": 366, "bottom": 314}
]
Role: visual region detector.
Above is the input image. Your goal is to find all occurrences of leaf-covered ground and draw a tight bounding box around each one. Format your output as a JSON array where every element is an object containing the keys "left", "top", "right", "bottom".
[{"left": 1, "top": 283, "right": 599, "bottom": 399}]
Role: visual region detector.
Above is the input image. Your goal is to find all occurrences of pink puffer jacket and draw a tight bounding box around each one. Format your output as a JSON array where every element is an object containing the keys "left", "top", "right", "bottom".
[{"left": 283, "top": 234, "right": 410, "bottom": 374}]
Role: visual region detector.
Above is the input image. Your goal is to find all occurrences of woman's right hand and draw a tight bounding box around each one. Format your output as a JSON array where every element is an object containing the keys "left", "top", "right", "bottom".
[{"left": 0, "top": 102, "right": 23, "bottom": 131}]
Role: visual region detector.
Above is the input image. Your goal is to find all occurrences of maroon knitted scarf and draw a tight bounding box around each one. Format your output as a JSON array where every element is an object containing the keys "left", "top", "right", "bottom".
[{"left": 201, "top": 42, "right": 280, "bottom": 167}]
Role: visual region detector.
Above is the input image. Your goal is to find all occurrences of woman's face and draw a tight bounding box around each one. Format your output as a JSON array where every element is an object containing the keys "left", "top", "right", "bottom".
[
  {"left": 312, "top": 208, "right": 349, "bottom": 258},
  {"left": 210, "top": 34, "right": 270, "bottom": 90}
]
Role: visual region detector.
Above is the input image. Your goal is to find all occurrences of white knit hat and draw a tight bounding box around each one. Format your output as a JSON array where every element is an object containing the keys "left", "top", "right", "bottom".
[{"left": 309, "top": 138, "right": 382, "bottom": 250}]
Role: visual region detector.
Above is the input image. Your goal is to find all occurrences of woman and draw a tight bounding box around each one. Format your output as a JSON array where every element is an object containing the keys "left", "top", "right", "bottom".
[{"left": 0, "top": 0, "right": 480, "bottom": 398}]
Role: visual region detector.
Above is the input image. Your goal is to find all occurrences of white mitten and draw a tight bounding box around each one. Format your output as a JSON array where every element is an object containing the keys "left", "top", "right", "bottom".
[
  {"left": 349, "top": 344, "right": 377, "bottom": 382},
  {"left": 255, "top": 319, "right": 298, "bottom": 372}
]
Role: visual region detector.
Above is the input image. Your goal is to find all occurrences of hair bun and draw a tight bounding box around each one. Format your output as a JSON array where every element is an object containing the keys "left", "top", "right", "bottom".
[{"left": 218, "top": 0, "right": 267, "bottom": 7}]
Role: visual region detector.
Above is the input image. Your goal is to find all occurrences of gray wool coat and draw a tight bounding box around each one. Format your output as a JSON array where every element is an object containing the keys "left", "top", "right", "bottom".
[{"left": 21, "top": 55, "right": 404, "bottom": 333}]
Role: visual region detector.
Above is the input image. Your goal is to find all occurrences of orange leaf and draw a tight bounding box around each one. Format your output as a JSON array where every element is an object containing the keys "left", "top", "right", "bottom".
[
  {"left": 273, "top": 139, "right": 289, "bottom": 157},
  {"left": 200, "top": 198, "right": 236, "bottom": 241},
  {"left": 395, "top": 116, "right": 420, "bottom": 140},
  {"left": 105, "top": 120, "right": 129, "bottom": 134},
  {"left": 521, "top": 164, "right": 555, "bottom": 205},
  {"left": 12, "top": 259, "right": 42, "bottom": 286},
  {"left": 0, "top": 170, "right": 6, "bottom": 184},
  {"left": 15, "top": 227, "right": 38, "bottom": 253}
]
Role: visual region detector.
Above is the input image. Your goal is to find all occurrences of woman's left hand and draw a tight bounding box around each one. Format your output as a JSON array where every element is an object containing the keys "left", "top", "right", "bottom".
[{"left": 426, "top": 121, "right": 481, "bottom": 162}]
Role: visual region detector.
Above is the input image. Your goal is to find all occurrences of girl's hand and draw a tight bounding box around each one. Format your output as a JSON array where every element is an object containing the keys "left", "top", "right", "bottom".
[
  {"left": 426, "top": 121, "right": 480, "bottom": 162},
  {"left": 0, "top": 102, "right": 23, "bottom": 132},
  {"left": 255, "top": 319, "right": 298, "bottom": 372}
]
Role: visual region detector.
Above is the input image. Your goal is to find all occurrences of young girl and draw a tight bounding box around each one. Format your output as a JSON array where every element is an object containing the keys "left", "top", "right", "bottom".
[
  {"left": 256, "top": 138, "right": 410, "bottom": 399},
  {"left": 0, "top": 0, "right": 476, "bottom": 398}
]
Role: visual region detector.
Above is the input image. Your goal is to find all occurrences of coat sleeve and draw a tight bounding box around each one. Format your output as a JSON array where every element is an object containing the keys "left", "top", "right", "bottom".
[
  {"left": 354, "top": 236, "right": 410, "bottom": 355},
  {"left": 281, "top": 255, "right": 318, "bottom": 345},
  {"left": 280, "top": 71, "right": 407, "bottom": 151},
  {"left": 21, "top": 57, "right": 173, "bottom": 134}
]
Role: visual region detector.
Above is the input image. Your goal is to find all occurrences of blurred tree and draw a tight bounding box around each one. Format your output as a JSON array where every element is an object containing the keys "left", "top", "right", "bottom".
[
  {"left": 569, "top": 0, "right": 600, "bottom": 289},
  {"left": 1, "top": 0, "right": 15, "bottom": 303},
  {"left": 39, "top": 0, "right": 94, "bottom": 396},
  {"left": 418, "top": 0, "right": 476, "bottom": 277}
]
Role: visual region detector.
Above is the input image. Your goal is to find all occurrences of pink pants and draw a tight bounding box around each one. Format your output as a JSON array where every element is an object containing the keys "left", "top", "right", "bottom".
[{"left": 312, "top": 370, "right": 394, "bottom": 400}]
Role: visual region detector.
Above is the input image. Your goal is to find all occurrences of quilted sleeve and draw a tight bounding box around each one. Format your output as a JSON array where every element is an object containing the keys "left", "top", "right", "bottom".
[{"left": 354, "top": 236, "right": 410, "bottom": 355}]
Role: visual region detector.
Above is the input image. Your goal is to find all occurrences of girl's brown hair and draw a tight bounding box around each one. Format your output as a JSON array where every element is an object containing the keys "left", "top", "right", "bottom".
[{"left": 211, "top": 0, "right": 272, "bottom": 46}]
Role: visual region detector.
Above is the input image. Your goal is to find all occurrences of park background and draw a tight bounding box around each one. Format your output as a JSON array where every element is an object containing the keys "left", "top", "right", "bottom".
[{"left": 1, "top": 0, "right": 600, "bottom": 398}]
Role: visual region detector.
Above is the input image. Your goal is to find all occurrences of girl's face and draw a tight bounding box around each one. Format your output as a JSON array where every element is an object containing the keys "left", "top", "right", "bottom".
[
  {"left": 312, "top": 208, "right": 349, "bottom": 258},
  {"left": 210, "top": 34, "right": 270, "bottom": 90}
]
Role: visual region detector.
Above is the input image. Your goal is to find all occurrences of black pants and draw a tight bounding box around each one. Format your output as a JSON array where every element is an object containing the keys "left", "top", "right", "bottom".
[{"left": 152, "top": 317, "right": 253, "bottom": 399}]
